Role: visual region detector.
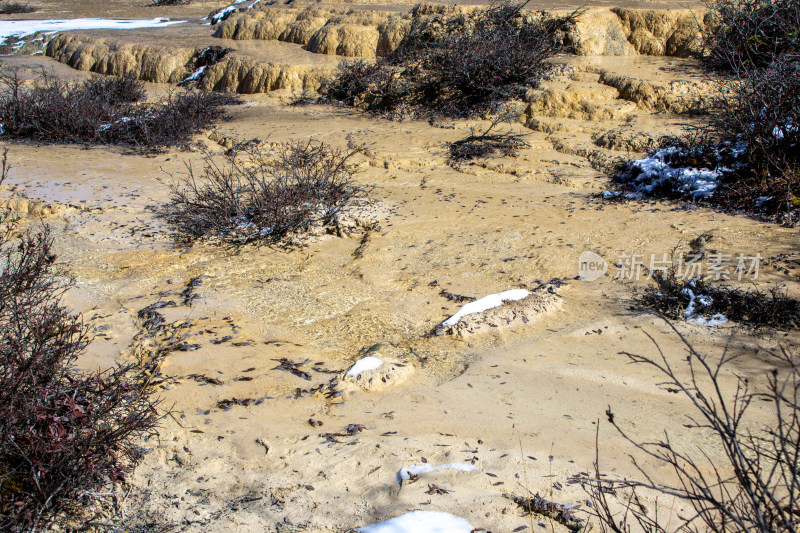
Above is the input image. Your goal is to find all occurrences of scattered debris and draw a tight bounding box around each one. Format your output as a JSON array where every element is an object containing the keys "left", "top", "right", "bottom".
[
  {"left": 181, "top": 274, "right": 207, "bottom": 306},
  {"left": 272, "top": 358, "right": 312, "bottom": 380},
  {"left": 506, "top": 493, "right": 584, "bottom": 532},
  {"left": 216, "top": 397, "right": 268, "bottom": 410},
  {"left": 439, "top": 289, "right": 476, "bottom": 303}
]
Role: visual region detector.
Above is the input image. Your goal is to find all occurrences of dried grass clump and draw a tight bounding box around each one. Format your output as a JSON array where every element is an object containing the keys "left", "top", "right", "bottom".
[
  {"left": 325, "top": 1, "right": 580, "bottom": 119},
  {"left": 448, "top": 116, "right": 530, "bottom": 163},
  {"left": 149, "top": 0, "right": 191, "bottom": 5},
  {"left": 0, "top": 153, "right": 161, "bottom": 532},
  {"left": 0, "top": 1, "right": 36, "bottom": 14},
  {"left": 640, "top": 269, "right": 800, "bottom": 330},
  {"left": 162, "top": 141, "right": 365, "bottom": 245},
  {"left": 0, "top": 72, "right": 239, "bottom": 151},
  {"left": 610, "top": 0, "right": 800, "bottom": 221}
]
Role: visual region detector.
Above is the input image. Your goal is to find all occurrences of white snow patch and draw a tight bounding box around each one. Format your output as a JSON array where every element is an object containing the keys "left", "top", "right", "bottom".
[
  {"left": 208, "top": 6, "right": 237, "bottom": 24},
  {"left": 682, "top": 287, "right": 728, "bottom": 327},
  {"left": 396, "top": 462, "right": 477, "bottom": 483},
  {"left": 441, "top": 288, "right": 530, "bottom": 327},
  {"left": 346, "top": 356, "right": 383, "bottom": 377},
  {"left": 357, "top": 511, "right": 474, "bottom": 533},
  {"left": 0, "top": 18, "right": 185, "bottom": 42},
  {"left": 180, "top": 65, "right": 206, "bottom": 84},
  {"left": 627, "top": 147, "right": 722, "bottom": 199}
]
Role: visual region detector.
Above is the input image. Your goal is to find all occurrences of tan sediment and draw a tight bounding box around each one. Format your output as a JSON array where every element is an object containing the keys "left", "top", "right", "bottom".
[
  {"left": 45, "top": 34, "right": 196, "bottom": 84},
  {"left": 4, "top": 2, "right": 798, "bottom": 530},
  {"left": 43, "top": 34, "right": 336, "bottom": 93},
  {"left": 3, "top": 68, "right": 797, "bottom": 530},
  {"left": 435, "top": 285, "right": 564, "bottom": 338},
  {"left": 215, "top": 5, "right": 708, "bottom": 59},
  {"left": 214, "top": 6, "right": 405, "bottom": 58},
  {"left": 567, "top": 7, "right": 708, "bottom": 57},
  {"left": 197, "top": 54, "right": 334, "bottom": 93}
]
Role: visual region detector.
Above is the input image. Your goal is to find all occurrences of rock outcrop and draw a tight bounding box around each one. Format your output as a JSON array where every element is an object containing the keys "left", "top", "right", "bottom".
[
  {"left": 214, "top": 5, "right": 709, "bottom": 59},
  {"left": 44, "top": 35, "right": 334, "bottom": 93},
  {"left": 45, "top": 34, "right": 196, "bottom": 84},
  {"left": 567, "top": 8, "right": 708, "bottom": 57},
  {"left": 197, "top": 55, "right": 333, "bottom": 94}
]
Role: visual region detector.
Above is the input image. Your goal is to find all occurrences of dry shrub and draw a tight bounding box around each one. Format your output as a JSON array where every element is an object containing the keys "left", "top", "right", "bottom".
[
  {"left": 325, "top": 1, "right": 580, "bottom": 119},
  {"left": 162, "top": 141, "right": 365, "bottom": 245},
  {"left": 0, "top": 72, "right": 239, "bottom": 151},
  {"left": 641, "top": 270, "right": 800, "bottom": 330},
  {"left": 149, "top": 0, "right": 191, "bottom": 5},
  {"left": 585, "top": 323, "right": 800, "bottom": 532},
  {"left": 0, "top": 153, "right": 161, "bottom": 532},
  {"left": 703, "top": 0, "right": 800, "bottom": 71},
  {"left": 448, "top": 115, "right": 530, "bottom": 163},
  {"left": 611, "top": 0, "right": 800, "bottom": 221},
  {"left": 0, "top": 2, "right": 36, "bottom": 14}
]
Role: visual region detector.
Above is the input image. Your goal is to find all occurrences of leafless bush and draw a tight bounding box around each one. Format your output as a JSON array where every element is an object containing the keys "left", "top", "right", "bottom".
[
  {"left": 584, "top": 322, "right": 800, "bottom": 532},
  {"left": 287, "top": 90, "right": 319, "bottom": 107},
  {"left": 613, "top": 0, "right": 800, "bottom": 220},
  {"left": 149, "top": 0, "right": 191, "bottom": 5},
  {"left": 641, "top": 269, "right": 800, "bottom": 330},
  {"left": 713, "top": 56, "right": 800, "bottom": 216},
  {"left": 703, "top": 0, "right": 800, "bottom": 72},
  {"left": 162, "top": 141, "right": 365, "bottom": 245},
  {"left": 0, "top": 72, "right": 239, "bottom": 151},
  {"left": 100, "top": 90, "right": 239, "bottom": 149},
  {"left": 0, "top": 1, "right": 36, "bottom": 14},
  {"left": 0, "top": 153, "right": 161, "bottom": 532},
  {"left": 325, "top": 1, "right": 580, "bottom": 118},
  {"left": 448, "top": 115, "right": 530, "bottom": 162}
]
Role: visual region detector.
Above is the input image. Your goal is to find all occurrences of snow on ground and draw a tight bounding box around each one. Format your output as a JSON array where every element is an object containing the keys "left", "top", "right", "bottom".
[
  {"left": 356, "top": 511, "right": 475, "bottom": 533},
  {"left": 441, "top": 288, "right": 530, "bottom": 327},
  {"left": 346, "top": 356, "right": 383, "bottom": 377},
  {"left": 179, "top": 65, "right": 206, "bottom": 84},
  {"left": 396, "top": 462, "right": 477, "bottom": 483},
  {"left": 0, "top": 18, "right": 185, "bottom": 43},
  {"left": 682, "top": 287, "right": 728, "bottom": 327},
  {"left": 622, "top": 147, "right": 722, "bottom": 199}
]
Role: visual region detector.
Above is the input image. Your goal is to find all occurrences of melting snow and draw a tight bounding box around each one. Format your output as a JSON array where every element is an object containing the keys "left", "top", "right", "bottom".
[
  {"left": 682, "top": 287, "right": 728, "bottom": 327},
  {"left": 180, "top": 65, "right": 206, "bottom": 84},
  {"left": 0, "top": 18, "right": 185, "bottom": 42},
  {"left": 346, "top": 356, "right": 383, "bottom": 377},
  {"left": 624, "top": 147, "right": 722, "bottom": 199},
  {"left": 396, "top": 462, "right": 477, "bottom": 483},
  {"left": 441, "top": 288, "right": 530, "bottom": 327},
  {"left": 208, "top": 6, "right": 238, "bottom": 24},
  {"left": 357, "top": 511, "right": 474, "bottom": 533}
]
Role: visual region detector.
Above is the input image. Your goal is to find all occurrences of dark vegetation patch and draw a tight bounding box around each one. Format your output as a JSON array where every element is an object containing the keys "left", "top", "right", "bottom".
[
  {"left": 702, "top": 0, "right": 800, "bottom": 72},
  {"left": 325, "top": 1, "right": 580, "bottom": 119},
  {"left": 448, "top": 120, "right": 530, "bottom": 163},
  {"left": 609, "top": 0, "right": 800, "bottom": 224},
  {"left": 193, "top": 45, "right": 233, "bottom": 68},
  {"left": 0, "top": 73, "right": 239, "bottom": 151},
  {"left": 0, "top": 154, "right": 161, "bottom": 531},
  {"left": 506, "top": 493, "right": 584, "bottom": 532},
  {"left": 0, "top": 1, "right": 36, "bottom": 14},
  {"left": 287, "top": 90, "right": 319, "bottom": 107},
  {"left": 639, "top": 269, "right": 800, "bottom": 330},
  {"left": 149, "top": 0, "right": 191, "bottom": 5},
  {"left": 161, "top": 141, "right": 365, "bottom": 245}
]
